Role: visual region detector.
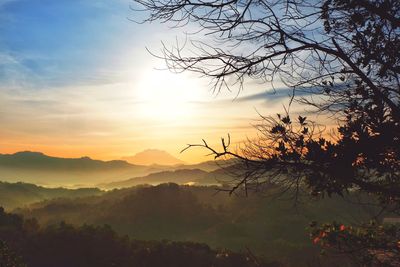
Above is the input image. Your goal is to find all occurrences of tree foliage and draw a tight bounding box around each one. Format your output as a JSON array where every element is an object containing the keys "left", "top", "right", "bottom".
[
  {"left": 0, "top": 207, "right": 278, "bottom": 267},
  {"left": 310, "top": 221, "right": 400, "bottom": 266},
  {"left": 0, "top": 241, "right": 26, "bottom": 267},
  {"left": 135, "top": 0, "right": 400, "bottom": 198},
  {"left": 134, "top": 0, "right": 400, "bottom": 264}
]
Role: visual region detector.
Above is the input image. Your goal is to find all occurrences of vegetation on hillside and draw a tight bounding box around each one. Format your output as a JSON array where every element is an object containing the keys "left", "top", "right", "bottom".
[
  {"left": 0, "top": 181, "right": 102, "bottom": 210},
  {"left": 0, "top": 207, "right": 279, "bottom": 267},
  {"left": 16, "top": 183, "right": 385, "bottom": 266}
]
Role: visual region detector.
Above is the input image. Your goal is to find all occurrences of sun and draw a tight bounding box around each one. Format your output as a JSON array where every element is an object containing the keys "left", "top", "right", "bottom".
[{"left": 134, "top": 70, "right": 203, "bottom": 122}]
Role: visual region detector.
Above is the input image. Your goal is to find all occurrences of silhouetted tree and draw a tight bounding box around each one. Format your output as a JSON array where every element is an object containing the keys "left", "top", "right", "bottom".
[{"left": 134, "top": 0, "right": 400, "bottom": 265}]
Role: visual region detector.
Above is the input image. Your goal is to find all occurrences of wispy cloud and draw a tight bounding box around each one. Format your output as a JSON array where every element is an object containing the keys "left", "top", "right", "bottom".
[
  {"left": 235, "top": 87, "right": 314, "bottom": 103},
  {"left": 0, "top": 0, "right": 295, "bottom": 163},
  {"left": 0, "top": 0, "right": 145, "bottom": 89}
]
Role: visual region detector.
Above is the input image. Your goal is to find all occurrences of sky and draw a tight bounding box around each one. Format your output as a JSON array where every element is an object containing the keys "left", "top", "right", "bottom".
[{"left": 0, "top": 0, "right": 309, "bottom": 163}]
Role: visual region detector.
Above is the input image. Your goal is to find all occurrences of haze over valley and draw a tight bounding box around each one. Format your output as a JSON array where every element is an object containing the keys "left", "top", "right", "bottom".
[
  {"left": 0, "top": 150, "right": 223, "bottom": 187},
  {"left": 0, "top": 149, "right": 387, "bottom": 266}
]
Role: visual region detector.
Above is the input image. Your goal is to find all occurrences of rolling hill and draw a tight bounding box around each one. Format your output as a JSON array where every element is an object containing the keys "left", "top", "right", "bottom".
[
  {"left": 0, "top": 151, "right": 153, "bottom": 186},
  {"left": 100, "top": 169, "right": 209, "bottom": 189},
  {"left": 0, "top": 181, "right": 102, "bottom": 210},
  {"left": 98, "top": 167, "right": 237, "bottom": 189},
  {"left": 16, "top": 183, "right": 380, "bottom": 266},
  {"left": 0, "top": 151, "right": 233, "bottom": 187}
]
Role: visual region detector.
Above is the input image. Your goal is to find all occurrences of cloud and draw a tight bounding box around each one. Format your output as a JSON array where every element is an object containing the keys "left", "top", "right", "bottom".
[
  {"left": 0, "top": 52, "right": 48, "bottom": 89},
  {"left": 0, "top": 0, "right": 146, "bottom": 89},
  {"left": 235, "top": 87, "right": 315, "bottom": 103},
  {"left": 0, "top": 0, "right": 295, "bottom": 161}
]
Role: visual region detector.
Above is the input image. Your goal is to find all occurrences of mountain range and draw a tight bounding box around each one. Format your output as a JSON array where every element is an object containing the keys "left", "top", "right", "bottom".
[
  {"left": 98, "top": 168, "right": 231, "bottom": 189},
  {"left": 0, "top": 151, "right": 227, "bottom": 187}
]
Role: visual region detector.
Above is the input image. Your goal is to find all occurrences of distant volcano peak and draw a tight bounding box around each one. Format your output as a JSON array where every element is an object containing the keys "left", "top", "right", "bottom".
[{"left": 121, "top": 149, "right": 185, "bottom": 166}]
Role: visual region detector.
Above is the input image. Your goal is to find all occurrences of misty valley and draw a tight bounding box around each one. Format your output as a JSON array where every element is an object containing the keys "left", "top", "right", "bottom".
[{"left": 0, "top": 152, "right": 384, "bottom": 267}]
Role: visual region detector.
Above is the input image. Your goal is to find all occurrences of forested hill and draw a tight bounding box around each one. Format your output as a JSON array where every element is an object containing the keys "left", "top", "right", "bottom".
[
  {"left": 17, "top": 183, "right": 379, "bottom": 266},
  {"left": 0, "top": 208, "right": 277, "bottom": 267},
  {"left": 0, "top": 181, "right": 102, "bottom": 210},
  {"left": 99, "top": 168, "right": 233, "bottom": 189}
]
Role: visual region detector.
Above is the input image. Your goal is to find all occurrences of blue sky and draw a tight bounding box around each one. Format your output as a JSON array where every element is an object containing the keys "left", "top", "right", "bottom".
[
  {"left": 0, "top": 0, "right": 144, "bottom": 88},
  {"left": 0, "top": 0, "right": 300, "bottom": 162}
]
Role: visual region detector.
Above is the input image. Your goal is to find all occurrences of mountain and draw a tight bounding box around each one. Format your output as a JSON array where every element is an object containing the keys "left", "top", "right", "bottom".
[
  {"left": 0, "top": 151, "right": 154, "bottom": 186},
  {"left": 99, "top": 169, "right": 209, "bottom": 189},
  {"left": 0, "top": 151, "right": 232, "bottom": 187},
  {"left": 99, "top": 167, "right": 236, "bottom": 189},
  {"left": 175, "top": 158, "right": 237, "bottom": 172},
  {"left": 0, "top": 151, "right": 134, "bottom": 170},
  {"left": 0, "top": 181, "right": 102, "bottom": 210},
  {"left": 122, "top": 149, "right": 185, "bottom": 166}
]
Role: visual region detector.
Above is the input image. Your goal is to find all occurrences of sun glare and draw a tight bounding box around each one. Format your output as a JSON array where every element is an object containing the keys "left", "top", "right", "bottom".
[{"left": 134, "top": 70, "right": 202, "bottom": 122}]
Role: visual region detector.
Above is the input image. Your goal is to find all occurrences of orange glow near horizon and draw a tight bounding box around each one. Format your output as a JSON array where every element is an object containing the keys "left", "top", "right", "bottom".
[
  {"left": 0, "top": 112, "right": 258, "bottom": 164},
  {"left": 0, "top": 107, "right": 336, "bottom": 165},
  {"left": 0, "top": 0, "right": 334, "bottom": 166},
  {"left": 0, "top": 0, "right": 341, "bottom": 169},
  {"left": 0, "top": 135, "right": 250, "bottom": 164}
]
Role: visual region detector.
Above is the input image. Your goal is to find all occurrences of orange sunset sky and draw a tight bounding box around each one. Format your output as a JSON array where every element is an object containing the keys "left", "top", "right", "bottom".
[{"left": 0, "top": 0, "right": 320, "bottom": 164}]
